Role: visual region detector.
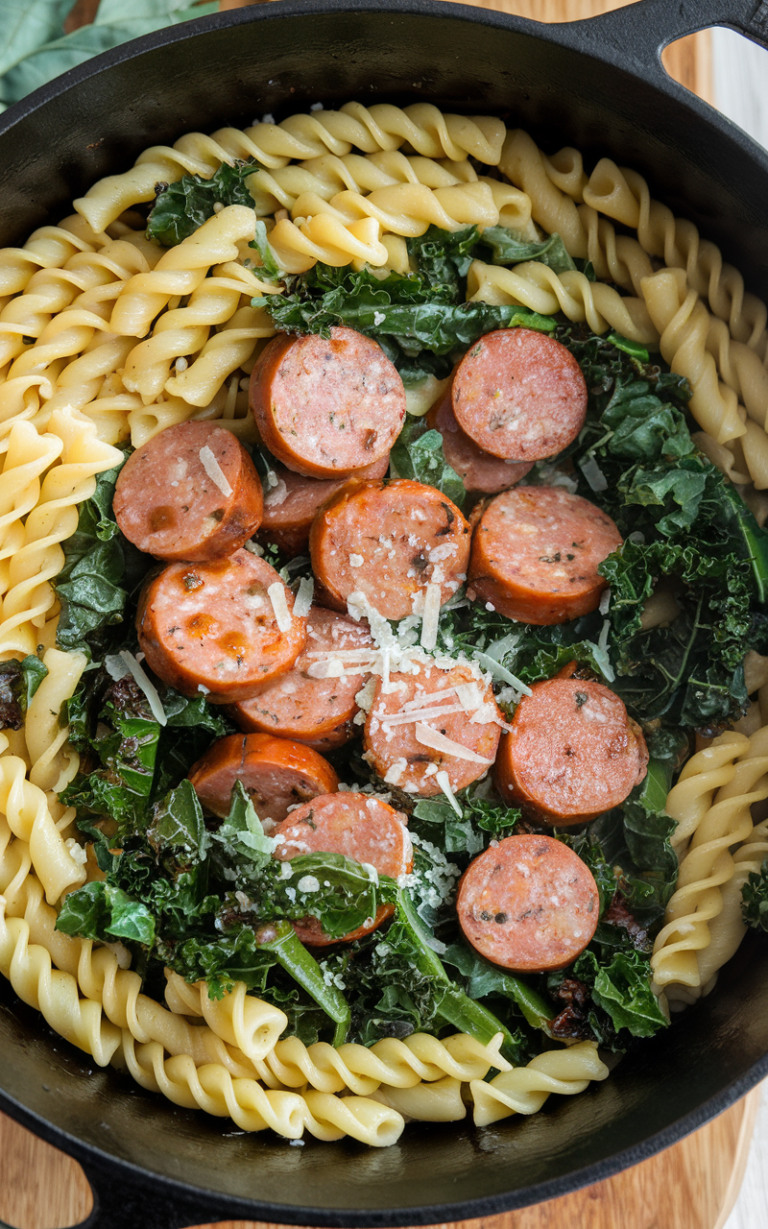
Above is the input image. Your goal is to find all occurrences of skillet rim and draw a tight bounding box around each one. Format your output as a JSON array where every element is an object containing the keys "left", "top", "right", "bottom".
[{"left": 2, "top": 2, "right": 768, "bottom": 1224}]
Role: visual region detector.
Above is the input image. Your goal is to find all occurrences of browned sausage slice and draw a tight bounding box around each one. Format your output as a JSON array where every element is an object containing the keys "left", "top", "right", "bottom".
[
  {"left": 258, "top": 455, "right": 390, "bottom": 556},
  {"left": 494, "top": 678, "right": 648, "bottom": 824},
  {"left": 114, "top": 421, "right": 263, "bottom": 561},
  {"left": 250, "top": 326, "right": 406, "bottom": 478},
  {"left": 427, "top": 393, "right": 532, "bottom": 494},
  {"left": 272, "top": 792, "right": 412, "bottom": 945},
  {"left": 136, "top": 550, "right": 307, "bottom": 703},
  {"left": 188, "top": 733, "right": 339, "bottom": 823},
  {"left": 468, "top": 485, "right": 622, "bottom": 624},
  {"left": 457, "top": 834, "right": 599, "bottom": 972},
  {"left": 450, "top": 328, "right": 587, "bottom": 461},
  {"left": 231, "top": 606, "right": 376, "bottom": 749},
  {"left": 364, "top": 660, "right": 502, "bottom": 797},
  {"left": 310, "top": 479, "right": 470, "bottom": 621}
]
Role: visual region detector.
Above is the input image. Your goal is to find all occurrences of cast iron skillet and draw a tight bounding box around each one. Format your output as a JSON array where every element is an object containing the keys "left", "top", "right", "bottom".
[{"left": 2, "top": 1, "right": 768, "bottom": 1226}]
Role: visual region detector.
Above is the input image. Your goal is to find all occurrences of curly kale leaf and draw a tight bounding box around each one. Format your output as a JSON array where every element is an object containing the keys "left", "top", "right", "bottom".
[
  {"left": 389, "top": 417, "right": 466, "bottom": 508},
  {"left": 0, "top": 656, "right": 48, "bottom": 730},
  {"left": 146, "top": 160, "right": 259, "bottom": 247},
  {"left": 574, "top": 947, "right": 667, "bottom": 1038},
  {"left": 742, "top": 861, "right": 768, "bottom": 933}
]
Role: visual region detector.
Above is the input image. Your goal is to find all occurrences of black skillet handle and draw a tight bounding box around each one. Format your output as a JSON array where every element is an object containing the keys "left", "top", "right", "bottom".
[
  {"left": 67, "top": 1156, "right": 229, "bottom": 1229},
  {"left": 559, "top": 0, "right": 768, "bottom": 78}
]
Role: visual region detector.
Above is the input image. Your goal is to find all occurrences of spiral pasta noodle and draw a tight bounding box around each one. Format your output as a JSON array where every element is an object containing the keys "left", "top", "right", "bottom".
[
  {"left": 123, "top": 261, "right": 276, "bottom": 403},
  {"left": 248, "top": 150, "right": 475, "bottom": 212},
  {"left": 651, "top": 732, "right": 768, "bottom": 989},
  {"left": 467, "top": 259, "right": 657, "bottom": 345},
  {"left": 0, "top": 407, "right": 123, "bottom": 657},
  {"left": 582, "top": 158, "right": 768, "bottom": 357},
  {"left": 120, "top": 1034, "right": 405, "bottom": 1144},
  {"left": 469, "top": 1042, "right": 610, "bottom": 1127}
]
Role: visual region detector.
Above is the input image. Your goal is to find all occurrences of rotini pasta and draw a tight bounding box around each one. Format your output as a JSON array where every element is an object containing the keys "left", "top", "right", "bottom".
[
  {"left": 469, "top": 1042, "right": 610, "bottom": 1127},
  {"left": 652, "top": 732, "right": 768, "bottom": 989}
]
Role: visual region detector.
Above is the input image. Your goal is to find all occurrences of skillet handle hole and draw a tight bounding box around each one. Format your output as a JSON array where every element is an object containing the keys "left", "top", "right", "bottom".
[{"left": 0, "top": 1109, "right": 93, "bottom": 1229}]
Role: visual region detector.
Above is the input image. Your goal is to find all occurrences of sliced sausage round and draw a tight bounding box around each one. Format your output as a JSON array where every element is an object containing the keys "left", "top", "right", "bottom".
[
  {"left": 188, "top": 733, "right": 339, "bottom": 824},
  {"left": 250, "top": 326, "right": 406, "bottom": 479},
  {"left": 449, "top": 328, "right": 587, "bottom": 461},
  {"left": 258, "top": 454, "right": 390, "bottom": 557},
  {"left": 468, "top": 485, "right": 622, "bottom": 624},
  {"left": 457, "top": 834, "right": 600, "bottom": 973},
  {"left": 114, "top": 421, "right": 263, "bottom": 562},
  {"left": 272, "top": 792, "right": 412, "bottom": 945},
  {"left": 231, "top": 606, "right": 376, "bottom": 749},
  {"left": 494, "top": 678, "right": 649, "bottom": 824},
  {"left": 427, "top": 392, "right": 532, "bottom": 495},
  {"left": 364, "top": 659, "right": 502, "bottom": 797},
  {"left": 136, "top": 550, "right": 307, "bottom": 704},
  {"left": 310, "top": 479, "right": 470, "bottom": 621}
]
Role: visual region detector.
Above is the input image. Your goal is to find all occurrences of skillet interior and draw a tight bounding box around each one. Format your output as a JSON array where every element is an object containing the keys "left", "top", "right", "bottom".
[{"left": 2, "top": 2, "right": 768, "bottom": 1224}]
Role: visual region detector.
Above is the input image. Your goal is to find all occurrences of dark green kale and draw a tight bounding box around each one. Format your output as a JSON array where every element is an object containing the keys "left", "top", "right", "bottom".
[
  {"left": 254, "top": 258, "right": 555, "bottom": 385},
  {"left": 0, "top": 656, "right": 48, "bottom": 730},
  {"left": 389, "top": 417, "right": 465, "bottom": 508},
  {"left": 573, "top": 947, "right": 667, "bottom": 1039},
  {"left": 411, "top": 784, "right": 520, "bottom": 858},
  {"left": 54, "top": 449, "right": 147, "bottom": 660},
  {"left": 474, "top": 227, "right": 576, "bottom": 273},
  {"left": 742, "top": 861, "right": 768, "bottom": 933},
  {"left": 564, "top": 731, "right": 684, "bottom": 926},
  {"left": 556, "top": 324, "right": 768, "bottom": 727},
  {"left": 146, "top": 160, "right": 260, "bottom": 247}
]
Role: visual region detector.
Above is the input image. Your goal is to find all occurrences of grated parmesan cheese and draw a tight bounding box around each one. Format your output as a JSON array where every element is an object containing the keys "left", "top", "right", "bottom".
[
  {"left": 382, "top": 703, "right": 467, "bottom": 726},
  {"left": 435, "top": 769, "right": 462, "bottom": 817},
  {"left": 420, "top": 582, "right": 442, "bottom": 651},
  {"left": 104, "top": 653, "right": 130, "bottom": 681},
  {"left": 199, "top": 445, "right": 233, "bottom": 497},
  {"left": 119, "top": 650, "right": 167, "bottom": 725},
  {"left": 293, "top": 575, "right": 314, "bottom": 619},
  {"left": 472, "top": 650, "right": 532, "bottom": 696},
  {"left": 578, "top": 453, "right": 608, "bottom": 493},
  {"left": 267, "top": 582, "right": 292, "bottom": 633},
  {"left": 454, "top": 681, "right": 483, "bottom": 714},
  {"left": 414, "top": 723, "right": 494, "bottom": 764}
]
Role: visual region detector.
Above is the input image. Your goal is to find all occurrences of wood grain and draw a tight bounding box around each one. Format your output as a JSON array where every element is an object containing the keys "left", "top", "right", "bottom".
[{"left": 0, "top": 2, "right": 728, "bottom": 1228}]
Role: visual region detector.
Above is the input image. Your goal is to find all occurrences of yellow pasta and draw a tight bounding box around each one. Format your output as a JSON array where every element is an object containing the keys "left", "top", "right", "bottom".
[
  {"left": 582, "top": 158, "right": 768, "bottom": 356},
  {"left": 108, "top": 204, "right": 258, "bottom": 338},
  {"left": 467, "top": 259, "right": 657, "bottom": 344},
  {"left": 469, "top": 1042, "right": 610, "bottom": 1127},
  {"left": 0, "top": 407, "right": 123, "bottom": 656},
  {"left": 120, "top": 1033, "right": 405, "bottom": 1144},
  {"left": 652, "top": 732, "right": 768, "bottom": 988},
  {"left": 0, "top": 899, "right": 122, "bottom": 1064},
  {"left": 370, "top": 1075, "right": 466, "bottom": 1122},
  {"left": 248, "top": 150, "right": 483, "bottom": 214},
  {"left": 640, "top": 268, "right": 746, "bottom": 446},
  {"left": 74, "top": 104, "right": 505, "bottom": 233}
]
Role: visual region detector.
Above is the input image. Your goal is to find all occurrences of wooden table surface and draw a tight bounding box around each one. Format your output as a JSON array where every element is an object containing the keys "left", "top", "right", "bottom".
[{"left": 1, "top": 3, "right": 758, "bottom": 1229}]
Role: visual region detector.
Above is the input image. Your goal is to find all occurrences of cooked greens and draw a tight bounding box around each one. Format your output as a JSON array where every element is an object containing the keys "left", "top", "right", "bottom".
[
  {"left": 0, "top": 656, "right": 48, "bottom": 730},
  {"left": 256, "top": 260, "right": 555, "bottom": 385},
  {"left": 146, "top": 160, "right": 260, "bottom": 247}
]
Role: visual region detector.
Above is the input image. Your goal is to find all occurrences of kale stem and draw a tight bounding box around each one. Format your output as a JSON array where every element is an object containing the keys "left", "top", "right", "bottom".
[
  {"left": 396, "top": 890, "right": 518, "bottom": 1059},
  {"left": 255, "top": 921, "right": 351, "bottom": 1045}
]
